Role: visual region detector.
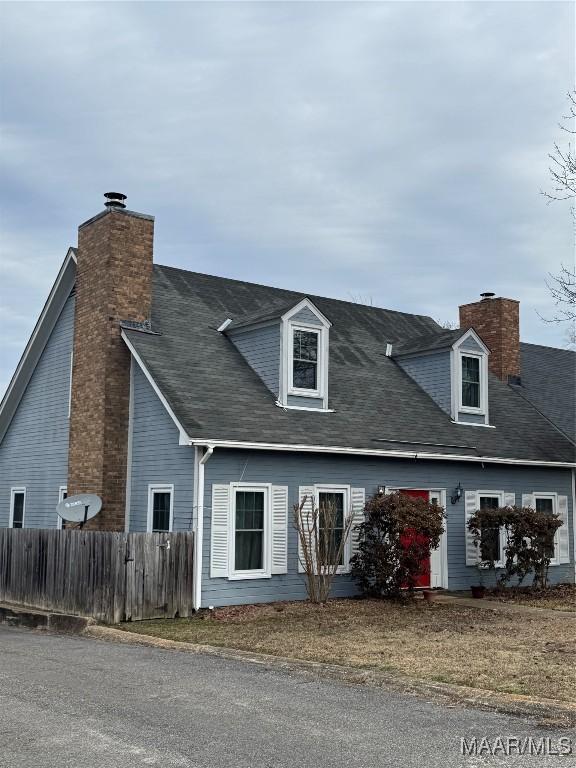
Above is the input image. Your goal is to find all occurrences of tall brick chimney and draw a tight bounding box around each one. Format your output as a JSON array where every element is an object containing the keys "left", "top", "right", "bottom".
[
  {"left": 68, "top": 194, "right": 154, "bottom": 529},
  {"left": 459, "top": 293, "right": 520, "bottom": 383}
]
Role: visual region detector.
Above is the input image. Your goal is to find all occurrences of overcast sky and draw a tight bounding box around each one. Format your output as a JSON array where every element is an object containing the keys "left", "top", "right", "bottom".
[{"left": 1, "top": 1, "right": 574, "bottom": 398}]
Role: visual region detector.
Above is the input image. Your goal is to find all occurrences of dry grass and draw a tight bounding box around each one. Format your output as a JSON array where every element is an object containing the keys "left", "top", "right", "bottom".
[
  {"left": 122, "top": 598, "right": 576, "bottom": 703},
  {"left": 483, "top": 584, "right": 576, "bottom": 612}
]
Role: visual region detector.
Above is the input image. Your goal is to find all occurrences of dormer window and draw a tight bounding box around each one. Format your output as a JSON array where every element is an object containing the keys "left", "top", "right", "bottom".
[
  {"left": 291, "top": 328, "right": 319, "bottom": 393},
  {"left": 461, "top": 355, "right": 481, "bottom": 409},
  {"left": 450, "top": 330, "right": 490, "bottom": 425},
  {"left": 278, "top": 298, "right": 332, "bottom": 411}
]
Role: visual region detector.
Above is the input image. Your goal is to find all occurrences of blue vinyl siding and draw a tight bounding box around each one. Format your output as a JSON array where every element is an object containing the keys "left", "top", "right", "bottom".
[
  {"left": 457, "top": 411, "right": 486, "bottom": 424},
  {"left": 460, "top": 335, "right": 485, "bottom": 354},
  {"left": 291, "top": 306, "right": 324, "bottom": 326},
  {"left": 286, "top": 395, "right": 324, "bottom": 409},
  {"left": 396, "top": 352, "right": 452, "bottom": 416},
  {"left": 0, "top": 294, "right": 74, "bottom": 528},
  {"left": 228, "top": 323, "right": 280, "bottom": 397},
  {"left": 128, "top": 364, "right": 194, "bottom": 531},
  {"left": 201, "top": 449, "right": 574, "bottom": 607}
]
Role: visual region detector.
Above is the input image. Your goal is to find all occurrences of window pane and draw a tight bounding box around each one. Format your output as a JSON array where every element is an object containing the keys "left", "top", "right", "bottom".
[
  {"left": 293, "top": 361, "right": 317, "bottom": 390},
  {"left": 152, "top": 491, "right": 171, "bottom": 532},
  {"left": 235, "top": 531, "right": 263, "bottom": 570},
  {"left": 462, "top": 382, "right": 480, "bottom": 408},
  {"left": 12, "top": 493, "right": 24, "bottom": 528},
  {"left": 318, "top": 492, "right": 344, "bottom": 566},
  {"left": 462, "top": 356, "right": 480, "bottom": 408},
  {"left": 292, "top": 330, "right": 318, "bottom": 390},
  {"left": 235, "top": 491, "right": 264, "bottom": 571},
  {"left": 294, "top": 330, "right": 318, "bottom": 361},
  {"left": 535, "top": 498, "right": 553, "bottom": 515},
  {"left": 479, "top": 496, "right": 500, "bottom": 561}
]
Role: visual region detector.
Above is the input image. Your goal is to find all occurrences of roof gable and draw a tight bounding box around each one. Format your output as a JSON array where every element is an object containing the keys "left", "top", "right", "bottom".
[{"left": 0, "top": 248, "right": 77, "bottom": 445}]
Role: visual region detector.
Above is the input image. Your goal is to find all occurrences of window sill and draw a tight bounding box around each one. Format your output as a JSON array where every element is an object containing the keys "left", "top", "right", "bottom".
[
  {"left": 287, "top": 389, "right": 323, "bottom": 399},
  {"left": 452, "top": 420, "right": 495, "bottom": 428},
  {"left": 275, "top": 401, "right": 334, "bottom": 413},
  {"left": 228, "top": 571, "right": 271, "bottom": 581}
]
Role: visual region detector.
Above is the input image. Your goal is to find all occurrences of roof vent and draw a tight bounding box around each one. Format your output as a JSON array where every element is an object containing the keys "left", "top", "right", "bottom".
[
  {"left": 480, "top": 291, "right": 496, "bottom": 300},
  {"left": 104, "top": 192, "right": 127, "bottom": 210}
]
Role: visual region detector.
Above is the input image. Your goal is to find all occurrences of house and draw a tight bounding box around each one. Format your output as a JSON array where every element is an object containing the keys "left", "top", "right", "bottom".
[{"left": 0, "top": 196, "right": 574, "bottom": 608}]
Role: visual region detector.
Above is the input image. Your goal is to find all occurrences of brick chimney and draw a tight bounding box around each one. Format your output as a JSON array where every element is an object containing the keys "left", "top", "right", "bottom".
[
  {"left": 68, "top": 194, "right": 154, "bottom": 529},
  {"left": 459, "top": 293, "right": 520, "bottom": 383}
]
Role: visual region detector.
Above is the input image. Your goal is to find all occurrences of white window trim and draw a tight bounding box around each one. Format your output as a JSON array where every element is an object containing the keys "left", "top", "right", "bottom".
[
  {"left": 314, "top": 484, "right": 352, "bottom": 575},
  {"left": 9, "top": 487, "right": 26, "bottom": 528},
  {"left": 288, "top": 324, "right": 323, "bottom": 398},
  {"left": 147, "top": 484, "right": 174, "bottom": 533},
  {"left": 278, "top": 299, "right": 331, "bottom": 409},
  {"left": 533, "top": 492, "right": 560, "bottom": 565},
  {"left": 57, "top": 485, "right": 67, "bottom": 529},
  {"left": 458, "top": 352, "right": 488, "bottom": 414},
  {"left": 228, "top": 483, "right": 272, "bottom": 580},
  {"left": 476, "top": 491, "right": 506, "bottom": 568}
]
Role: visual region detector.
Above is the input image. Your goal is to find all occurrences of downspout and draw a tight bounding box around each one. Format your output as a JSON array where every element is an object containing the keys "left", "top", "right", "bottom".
[
  {"left": 572, "top": 468, "right": 576, "bottom": 583},
  {"left": 193, "top": 445, "right": 214, "bottom": 611}
]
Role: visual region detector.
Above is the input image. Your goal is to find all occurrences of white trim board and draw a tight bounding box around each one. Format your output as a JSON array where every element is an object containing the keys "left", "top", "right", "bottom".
[{"left": 188, "top": 438, "right": 575, "bottom": 469}]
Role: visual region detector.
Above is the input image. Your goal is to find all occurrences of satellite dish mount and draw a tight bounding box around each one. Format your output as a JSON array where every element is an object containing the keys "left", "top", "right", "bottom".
[{"left": 56, "top": 494, "right": 103, "bottom": 527}]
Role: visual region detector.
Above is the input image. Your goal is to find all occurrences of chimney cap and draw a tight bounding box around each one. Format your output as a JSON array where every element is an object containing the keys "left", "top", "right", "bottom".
[
  {"left": 480, "top": 291, "right": 496, "bottom": 300},
  {"left": 104, "top": 192, "right": 127, "bottom": 210}
]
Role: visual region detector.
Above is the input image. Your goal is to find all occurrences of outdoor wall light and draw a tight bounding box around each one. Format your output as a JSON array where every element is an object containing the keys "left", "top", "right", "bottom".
[
  {"left": 377, "top": 485, "right": 386, "bottom": 496},
  {"left": 450, "top": 482, "right": 463, "bottom": 505}
]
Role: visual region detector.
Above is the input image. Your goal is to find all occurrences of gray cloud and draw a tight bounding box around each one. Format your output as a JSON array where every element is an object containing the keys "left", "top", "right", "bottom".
[{"left": 1, "top": 1, "right": 574, "bottom": 396}]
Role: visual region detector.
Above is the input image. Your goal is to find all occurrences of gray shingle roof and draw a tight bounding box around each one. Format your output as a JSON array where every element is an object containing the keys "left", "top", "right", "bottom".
[
  {"left": 391, "top": 328, "right": 465, "bottom": 357},
  {"left": 510, "top": 343, "right": 575, "bottom": 443},
  {"left": 123, "top": 265, "right": 575, "bottom": 464}
]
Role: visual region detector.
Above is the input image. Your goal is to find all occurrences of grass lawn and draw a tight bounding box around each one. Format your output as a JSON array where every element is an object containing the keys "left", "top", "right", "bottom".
[
  {"left": 121, "top": 598, "right": 576, "bottom": 703},
  {"left": 483, "top": 583, "right": 575, "bottom": 612}
]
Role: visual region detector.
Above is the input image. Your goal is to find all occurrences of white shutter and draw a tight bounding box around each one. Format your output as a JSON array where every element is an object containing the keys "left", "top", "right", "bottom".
[
  {"left": 504, "top": 492, "right": 515, "bottom": 508},
  {"left": 465, "top": 490, "right": 480, "bottom": 565},
  {"left": 350, "top": 487, "right": 366, "bottom": 562},
  {"left": 297, "top": 486, "right": 314, "bottom": 573},
  {"left": 271, "top": 485, "right": 288, "bottom": 574},
  {"left": 557, "top": 495, "right": 570, "bottom": 564},
  {"left": 210, "top": 484, "right": 230, "bottom": 578},
  {"left": 522, "top": 493, "right": 535, "bottom": 509}
]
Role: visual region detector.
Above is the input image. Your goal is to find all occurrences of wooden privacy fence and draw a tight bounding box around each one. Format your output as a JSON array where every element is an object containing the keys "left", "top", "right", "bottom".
[{"left": 0, "top": 529, "right": 194, "bottom": 624}]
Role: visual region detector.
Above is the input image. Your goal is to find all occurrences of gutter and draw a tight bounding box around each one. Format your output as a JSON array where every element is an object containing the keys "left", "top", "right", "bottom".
[
  {"left": 186, "top": 438, "right": 576, "bottom": 469},
  {"left": 193, "top": 445, "right": 214, "bottom": 611}
]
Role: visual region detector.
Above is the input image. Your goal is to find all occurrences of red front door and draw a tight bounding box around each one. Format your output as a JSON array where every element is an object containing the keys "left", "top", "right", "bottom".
[{"left": 399, "top": 489, "right": 430, "bottom": 588}]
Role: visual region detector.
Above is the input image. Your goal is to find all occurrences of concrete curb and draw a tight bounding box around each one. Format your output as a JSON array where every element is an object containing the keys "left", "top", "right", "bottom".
[
  {"left": 0, "top": 603, "right": 95, "bottom": 633},
  {"left": 84, "top": 624, "right": 576, "bottom": 727}
]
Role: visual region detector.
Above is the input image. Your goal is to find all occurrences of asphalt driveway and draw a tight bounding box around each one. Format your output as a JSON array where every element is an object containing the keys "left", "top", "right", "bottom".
[{"left": 0, "top": 625, "right": 572, "bottom": 767}]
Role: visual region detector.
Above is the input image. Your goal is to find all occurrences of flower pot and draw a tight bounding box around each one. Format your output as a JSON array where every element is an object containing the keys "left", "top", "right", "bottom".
[
  {"left": 471, "top": 585, "right": 486, "bottom": 599},
  {"left": 423, "top": 589, "right": 435, "bottom": 602}
]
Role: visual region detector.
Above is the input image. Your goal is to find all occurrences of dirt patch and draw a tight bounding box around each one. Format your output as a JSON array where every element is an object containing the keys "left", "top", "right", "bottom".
[
  {"left": 121, "top": 598, "right": 576, "bottom": 703},
  {"left": 484, "top": 584, "right": 576, "bottom": 612}
]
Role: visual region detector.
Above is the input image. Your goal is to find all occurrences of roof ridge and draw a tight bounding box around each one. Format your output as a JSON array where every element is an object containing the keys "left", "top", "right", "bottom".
[
  {"left": 153, "top": 263, "right": 441, "bottom": 325},
  {"left": 521, "top": 341, "right": 575, "bottom": 354}
]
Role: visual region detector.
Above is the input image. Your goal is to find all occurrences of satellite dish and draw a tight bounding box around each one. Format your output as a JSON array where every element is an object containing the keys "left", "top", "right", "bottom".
[{"left": 56, "top": 493, "right": 102, "bottom": 526}]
